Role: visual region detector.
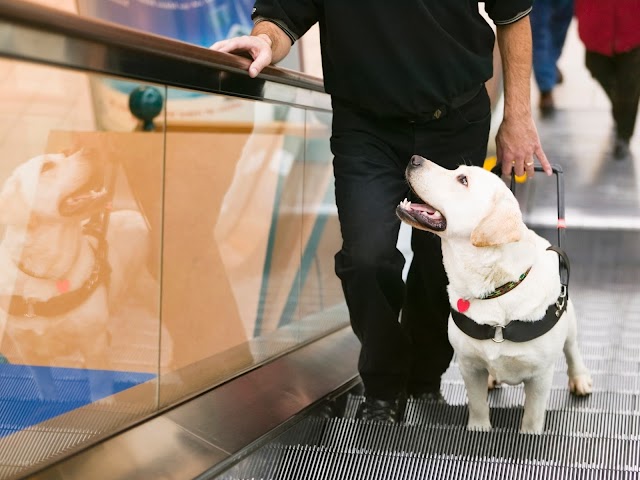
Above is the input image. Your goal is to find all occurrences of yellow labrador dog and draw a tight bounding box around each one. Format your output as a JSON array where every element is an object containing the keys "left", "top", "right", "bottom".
[
  {"left": 0, "top": 150, "right": 150, "bottom": 369},
  {"left": 396, "top": 156, "right": 592, "bottom": 433}
]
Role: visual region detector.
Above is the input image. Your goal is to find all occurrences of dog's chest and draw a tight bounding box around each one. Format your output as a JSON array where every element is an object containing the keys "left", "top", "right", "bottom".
[
  {"left": 467, "top": 340, "right": 545, "bottom": 384},
  {"left": 482, "top": 346, "right": 539, "bottom": 383},
  {"left": 449, "top": 317, "right": 565, "bottom": 385}
]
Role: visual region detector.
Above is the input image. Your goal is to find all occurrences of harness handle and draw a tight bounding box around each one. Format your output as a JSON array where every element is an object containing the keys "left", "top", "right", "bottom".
[
  {"left": 509, "top": 164, "right": 569, "bottom": 290},
  {"left": 509, "top": 164, "right": 565, "bottom": 251}
]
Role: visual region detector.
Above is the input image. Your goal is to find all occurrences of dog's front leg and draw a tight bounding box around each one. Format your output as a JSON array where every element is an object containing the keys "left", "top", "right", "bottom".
[
  {"left": 460, "top": 364, "right": 492, "bottom": 431},
  {"left": 563, "top": 304, "right": 593, "bottom": 396},
  {"left": 521, "top": 368, "right": 554, "bottom": 433}
]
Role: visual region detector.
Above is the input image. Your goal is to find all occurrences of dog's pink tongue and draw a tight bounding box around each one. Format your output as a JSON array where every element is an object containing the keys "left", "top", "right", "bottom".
[{"left": 412, "top": 203, "right": 436, "bottom": 215}]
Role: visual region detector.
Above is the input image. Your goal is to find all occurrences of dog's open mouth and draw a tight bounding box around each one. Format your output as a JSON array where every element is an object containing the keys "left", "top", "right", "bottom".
[
  {"left": 396, "top": 198, "right": 447, "bottom": 231},
  {"left": 59, "top": 170, "right": 108, "bottom": 216}
]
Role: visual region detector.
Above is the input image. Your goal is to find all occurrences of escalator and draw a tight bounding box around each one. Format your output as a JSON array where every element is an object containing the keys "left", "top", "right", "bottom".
[{"left": 217, "top": 228, "right": 640, "bottom": 479}]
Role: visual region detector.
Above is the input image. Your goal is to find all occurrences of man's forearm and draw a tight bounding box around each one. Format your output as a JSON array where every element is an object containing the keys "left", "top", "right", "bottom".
[
  {"left": 252, "top": 21, "right": 293, "bottom": 64},
  {"left": 496, "top": 17, "right": 533, "bottom": 119}
]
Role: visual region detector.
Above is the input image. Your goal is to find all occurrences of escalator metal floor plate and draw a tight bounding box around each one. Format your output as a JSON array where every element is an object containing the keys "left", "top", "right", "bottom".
[{"left": 218, "top": 228, "right": 640, "bottom": 479}]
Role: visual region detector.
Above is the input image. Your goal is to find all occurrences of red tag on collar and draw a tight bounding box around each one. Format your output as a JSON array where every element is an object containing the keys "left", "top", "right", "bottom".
[
  {"left": 56, "top": 279, "right": 70, "bottom": 293},
  {"left": 457, "top": 298, "right": 470, "bottom": 313}
]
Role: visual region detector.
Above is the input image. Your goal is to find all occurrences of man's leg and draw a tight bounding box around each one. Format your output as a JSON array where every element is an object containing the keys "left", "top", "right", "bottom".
[
  {"left": 611, "top": 48, "right": 640, "bottom": 143},
  {"left": 331, "top": 102, "right": 412, "bottom": 419},
  {"left": 549, "top": 0, "right": 573, "bottom": 77},
  {"left": 530, "top": 0, "right": 554, "bottom": 92},
  {"left": 585, "top": 50, "right": 615, "bottom": 104},
  {"left": 586, "top": 49, "right": 636, "bottom": 159},
  {"left": 530, "top": 0, "right": 557, "bottom": 115},
  {"left": 402, "top": 88, "right": 491, "bottom": 398},
  {"left": 402, "top": 230, "right": 452, "bottom": 397}
]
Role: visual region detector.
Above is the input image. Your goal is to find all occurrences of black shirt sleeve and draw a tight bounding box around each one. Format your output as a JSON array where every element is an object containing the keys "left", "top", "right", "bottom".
[
  {"left": 252, "top": 0, "right": 319, "bottom": 43},
  {"left": 483, "top": 0, "right": 532, "bottom": 25}
]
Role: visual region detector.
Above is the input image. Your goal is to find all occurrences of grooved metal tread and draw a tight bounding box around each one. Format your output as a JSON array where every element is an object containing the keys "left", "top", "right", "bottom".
[
  {"left": 219, "top": 395, "right": 640, "bottom": 480},
  {"left": 216, "top": 228, "right": 640, "bottom": 479}
]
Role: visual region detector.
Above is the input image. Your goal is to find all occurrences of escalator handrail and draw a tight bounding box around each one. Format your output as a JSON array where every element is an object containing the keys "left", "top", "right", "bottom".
[{"left": 0, "top": 0, "right": 326, "bottom": 94}]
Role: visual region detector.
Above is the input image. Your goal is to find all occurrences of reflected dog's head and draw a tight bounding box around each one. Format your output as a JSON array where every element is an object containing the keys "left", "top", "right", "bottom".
[
  {"left": 0, "top": 149, "right": 107, "bottom": 226},
  {"left": 396, "top": 155, "right": 524, "bottom": 247}
]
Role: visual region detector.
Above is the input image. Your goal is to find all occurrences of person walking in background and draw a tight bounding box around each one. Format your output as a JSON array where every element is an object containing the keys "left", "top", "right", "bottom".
[
  {"left": 575, "top": 0, "right": 640, "bottom": 160},
  {"left": 211, "top": 1, "right": 552, "bottom": 423},
  {"left": 530, "top": 0, "right": 574, "bottom": 117}
]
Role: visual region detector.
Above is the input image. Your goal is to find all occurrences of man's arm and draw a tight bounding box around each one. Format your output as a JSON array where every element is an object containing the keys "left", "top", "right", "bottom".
[
  {"left": 495, "top": 16, "right": 552, "bottom": 177},
  {"left": 210, "top": 21, "right": 292, "bottom": 78},
  {"left": 252, "top": 21, "right": 293, "bottom": 64}
]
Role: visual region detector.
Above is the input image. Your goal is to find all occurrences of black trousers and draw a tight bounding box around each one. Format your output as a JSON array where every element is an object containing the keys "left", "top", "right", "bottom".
[
  {"left": 331, "top": 87, "right": 492, "bottom": 400},
  {"left": 585, "top": 47, "right": 640, "bottom": 141}
]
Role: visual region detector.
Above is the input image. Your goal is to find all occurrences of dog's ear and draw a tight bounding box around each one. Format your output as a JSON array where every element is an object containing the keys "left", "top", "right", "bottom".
[{"left": 470, "top": 190, "right": 522, "bottom": 247}]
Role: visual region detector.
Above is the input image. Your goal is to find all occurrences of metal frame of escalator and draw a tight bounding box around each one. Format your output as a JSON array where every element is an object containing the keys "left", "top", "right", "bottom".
[{"left": 0, "top": 2, "right": 358, "bottom": 479}]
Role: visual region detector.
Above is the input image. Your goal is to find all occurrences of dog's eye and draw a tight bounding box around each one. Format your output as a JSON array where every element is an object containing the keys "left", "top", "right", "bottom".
[
  {"left": 41, "top": 161, "right": 56, "bottom": 174},
  {"left": 457, "top": 174, "right": 468, "bottom": 186}
]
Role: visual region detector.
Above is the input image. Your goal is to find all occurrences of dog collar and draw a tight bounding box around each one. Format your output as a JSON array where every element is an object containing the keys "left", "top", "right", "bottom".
[
  {"left": 456, "top": 266, "right": 532, "bottom": 313},
  {"left": 481, "top": 267, "right": 532, "bottom": 300},
  {"left": 17, "top": 238, "right": 84, "bottom": 292},
  {"left": 17, "top": 262, "right": 72, "bottom": 293},
  {"left": 2, "top": 245, "right": 110, "bottom": 318}
]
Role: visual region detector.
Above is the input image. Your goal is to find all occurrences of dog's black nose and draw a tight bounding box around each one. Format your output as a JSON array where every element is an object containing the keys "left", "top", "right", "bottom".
[{"left": 410, "top": 155, "right": 425, "bottom": 167}]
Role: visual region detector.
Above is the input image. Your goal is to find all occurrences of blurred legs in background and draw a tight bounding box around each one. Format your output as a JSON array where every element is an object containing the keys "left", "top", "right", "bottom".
[
  {"left": 585, "top": 47, "right": 640, "bottom": 160},
  {"left": 530, "top": 0, "right": 574, "bottom": 117}
]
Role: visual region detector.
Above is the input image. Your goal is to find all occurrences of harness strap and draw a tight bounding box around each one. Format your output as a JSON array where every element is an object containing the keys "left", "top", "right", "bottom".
[
  {"left": 547, "top": 244, "right": 570, "bottom": 288},
  {"left": 450, "top": 246, "right": 570, "bottom": 343},
  {"left": 451, "top": 301, "right": 566, "bottom": 343}
]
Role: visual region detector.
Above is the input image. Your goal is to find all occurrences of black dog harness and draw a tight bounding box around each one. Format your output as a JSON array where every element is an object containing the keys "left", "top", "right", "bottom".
[
  {"left": 2, "top": 239, "right": 110, "bottom": 319},
  {"left": 450, "top": 246, "right": 570, "bottom": 343}
]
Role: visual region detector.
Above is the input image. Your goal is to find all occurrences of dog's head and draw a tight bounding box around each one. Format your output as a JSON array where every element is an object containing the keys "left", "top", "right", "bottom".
[
  {"left": 0, "top": 149, "right": 107, "bottom": 226},
  {"left": 396, "top": 156, "right": 524, "bottom": 247}
]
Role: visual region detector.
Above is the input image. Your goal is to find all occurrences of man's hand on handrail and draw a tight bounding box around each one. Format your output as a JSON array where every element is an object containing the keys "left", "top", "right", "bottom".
[
  {"left": 210, "top": 34, "right": 272, "bottom": 78},
  {"left": 210, "top": 21, "right": 292, "bottom": 78}
]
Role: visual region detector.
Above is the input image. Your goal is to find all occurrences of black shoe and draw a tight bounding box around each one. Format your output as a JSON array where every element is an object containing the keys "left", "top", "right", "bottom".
[
  {"left": 614, "top": 137, "right": 631, "bottom": 160},
  {"left": 313, "top": 394, "right": 349, "bottom": 419},
  {"left": 539, "top": 91, "right": 555, "bottom": 118},
  {"left": 411, "top": 391, "right": 446, "bottom": 404},
  {"left": 355, "top": 396, "right": 403, "bottom": 423}
]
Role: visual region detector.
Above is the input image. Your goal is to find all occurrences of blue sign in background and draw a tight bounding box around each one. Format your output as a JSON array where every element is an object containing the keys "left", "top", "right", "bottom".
[
  {"left": 77, "top": 0, "right": 255, "bottom": 47},
  {"left": 77, "top": 0, "right": 256, "bottom": 97}
]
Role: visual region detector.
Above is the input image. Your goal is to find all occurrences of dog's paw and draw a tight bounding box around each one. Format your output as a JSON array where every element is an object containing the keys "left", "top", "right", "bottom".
[
  {"left": 520, "top": 415, "right": 545, "bottom": 434},
  {"left": 520, "top": 426, "right": 544, "bottom": 435},
  {"left": 488, "top": 375, "right": 501, "bottom": 390},
  {"left": 569, "top": 373, "right": 593, "bottom": 396},
  {"left": 467, "top": 420, "right": 492, "bottom": 432}
]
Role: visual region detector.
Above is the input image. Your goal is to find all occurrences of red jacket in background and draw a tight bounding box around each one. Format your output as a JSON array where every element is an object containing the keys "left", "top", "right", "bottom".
[{"left": 574, "top": 0, "right": 640, "bottom": 55}]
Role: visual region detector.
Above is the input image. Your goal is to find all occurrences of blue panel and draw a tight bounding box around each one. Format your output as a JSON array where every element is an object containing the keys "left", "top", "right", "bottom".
[
  {"left": 76, "top": 0, "right": 254, "bottom": 48},
  {"left": 0, "top": 364, "right": 155, "bottom": 438}
]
